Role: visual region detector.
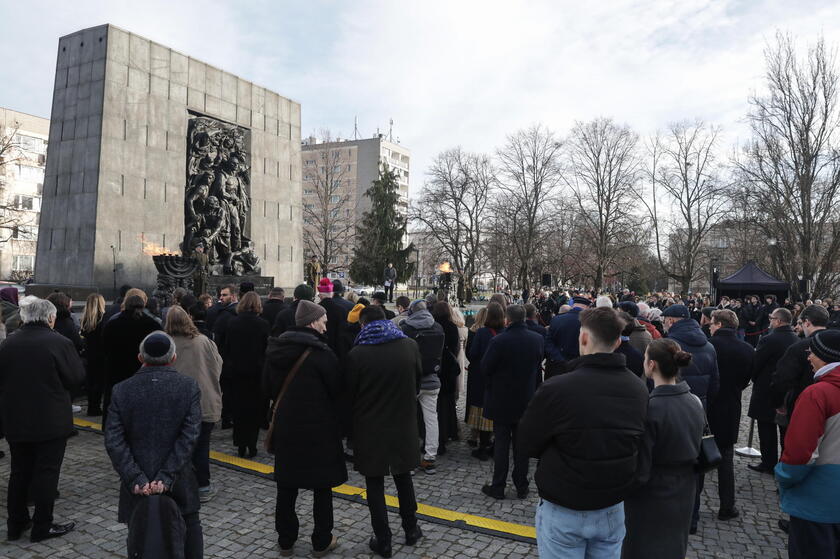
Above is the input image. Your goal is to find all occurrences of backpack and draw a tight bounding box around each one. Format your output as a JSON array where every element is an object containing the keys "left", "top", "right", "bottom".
[
  {"left": 127, "top": 494, "right": 186, "bottom": 559},
  {"left": 405, "top": 325, "right": 445, "bottom": 379}
]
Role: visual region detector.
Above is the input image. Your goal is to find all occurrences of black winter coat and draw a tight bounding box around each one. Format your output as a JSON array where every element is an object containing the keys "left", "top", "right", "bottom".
[
  {"left": 260, "top": 298, "right": 288, "bottom": 327},
  {"left": 212, "top": 303, "right": 239, "bottom": 351},
  {"left": 320, "top": 297, "right": 348, "bottom": 354},
  {"left": 104, "top": 366, "right": 201, "bottom": 523},
  {"left": 481, "top": 322, "right": 544, "bottom": 425},
  {"left": 221, "top": 311, "right": 270, "bottom": 379},
  {"left": 666, "top": 318, "right": 720, "bottom": 406},
  {"left": 82, "top": 319, "right": 106, "bottom": 380},
  {"left": 0, "top": 323, "right": 85, "bottom": 442},
  {"left": 54, "top": 309, "right": 83, "bottom": 353},
  {"left": 771, "top": 333, "right": 818, "bottom": 415},
  {"left": 616, "top": 341, "right": 644, "bottom": 378},
  {"left": 708, "top": 328, "right": 754, "bottom": 447},
  {"left": 466, "top": 327, "right": 497, "bottom": 409},
  {"left": 263, "top": 328, "right": 347, "bottom": 489},
  {"left": 273, "top": 300, "right": 300, "bottom": 337},
  {"left": 103, "top": 312, "right": 161, "bottom": 387},
  {"left": 346, "top": 337, "right": 421, "bottom": 476},
  {"left": 749, "top": 324, "right": 799, "bottom": 421},
  {"left": 519, "top": 353, "right": 649, "bottom": 511},
  {"left": 436, "top": 317, "right": 461, "bottom": 394}
]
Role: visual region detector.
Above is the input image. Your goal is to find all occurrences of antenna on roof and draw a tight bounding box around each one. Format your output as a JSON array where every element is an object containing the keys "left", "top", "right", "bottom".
[
  {"left": 353, "top": 116, "right": 359, "bottom": 140},
  {"left": 389, "top": 118, "right": 394, "bottom": 142}
]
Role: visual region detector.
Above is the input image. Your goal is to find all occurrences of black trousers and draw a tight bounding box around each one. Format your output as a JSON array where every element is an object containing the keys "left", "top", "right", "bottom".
[
  {"left": 86, "top": 365, "right": 104, "bottom": 414},
  {"left": 717, "top": 445, "right": 735, "bottom": 511},
  {"left": 384, "top": 284, "right": 394, "bottom": 302},
  {"left": 183, "top": 512, "right": 204, "bottom": 559},
  {"left": 365, "top": 473, "right": 417, "bottom": 543},
  {"left": 220, "top": 374, "right": 234, "bottom": 425},
  {"left": 437, "top": 389, "right": 458, "bottom": 448},
  {"left": 788, "top": 515, "right": 840, "bottom": 559},
  {"left": 7, "top": 437, "right": 67, "bottom": 536},
  {"left": 192, "top": 422, "right": 214, "bottom": 488},
  {"left": 275, "top": 486, "right": 333, "bottom": 551},
  {"left": 491, "top": 422, "right": 528, "bottom": 490},
  {"left": 692, "top": 472, "right": 704, "bottom": 529},
  {"left": 757, "top": 419, "right": 780, "bottom": 469}
]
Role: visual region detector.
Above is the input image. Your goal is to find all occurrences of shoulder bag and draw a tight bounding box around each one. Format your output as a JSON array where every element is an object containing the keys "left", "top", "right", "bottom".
[
  {"left": 264, "top": 348, "right": 312, "bottom": 454},
  {"left": 695, "top": 405, "right": 722, "bottom": 473}
]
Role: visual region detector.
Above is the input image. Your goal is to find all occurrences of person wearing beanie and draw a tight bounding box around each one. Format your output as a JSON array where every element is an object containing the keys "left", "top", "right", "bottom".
[
  {"left": 264, "top": 292, "right": 346, "bottom": 557},
  {"left": 331, "top": 280, "right": 354, "bottom": 313},
  {"left": 316, "top": 280, "right": 348, "bottom": 355},
  {"left": 776, "top": 328, "right": 840, "bottom": 558},
  {"left": 104, "top": 332, "right": 203, "bottom": 558},
  {"left": 273, "top": 284, "right": 315, "bottom": 337}
]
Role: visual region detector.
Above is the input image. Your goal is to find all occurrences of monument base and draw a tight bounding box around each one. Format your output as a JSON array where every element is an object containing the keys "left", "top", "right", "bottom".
[
  {"left": 208, "top": 275, "right": 275, "bottom": 296},
  {"left": 25, "top": 283, "right": 102, "bottom": 301}
]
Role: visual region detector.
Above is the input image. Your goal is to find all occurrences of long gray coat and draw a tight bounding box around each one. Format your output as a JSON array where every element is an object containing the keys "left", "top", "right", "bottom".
[
  {"left": 104, "top": 366, "right": 201, "bottom": 523},
  {"left": 622, "top": 382, "right": 704, "bottom": 559}
]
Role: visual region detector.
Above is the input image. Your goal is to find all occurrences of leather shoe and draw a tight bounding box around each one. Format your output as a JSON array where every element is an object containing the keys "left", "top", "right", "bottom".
[
  {"left": 718, "top": 508, "right": 739, "bottom": 521},
  {"left": 747, "top": 463, "right": 773, "bottom": 475},
  {"left": 369, "top": 535, "right": 392, "bottom": 558},
  {"left": 481, "top": 484, "right": 505, "bottom": 500},
  {"left": 405, "top": 525, "right": 423, "bottom": 546},
  {"left": 516, "top": 486, "right": 529, "bottom": 499},
  {"left": 30, "top": 522, "right": 75, "bottom": 543},
  {"left": 778, "top": 519, "right": 790, "bottom": 533},
  {"left": 7, "top": 520, "right": 32, "bottom": 541},
  {"left": 689, "top": 524, "right": 698, "bottom": 535}
]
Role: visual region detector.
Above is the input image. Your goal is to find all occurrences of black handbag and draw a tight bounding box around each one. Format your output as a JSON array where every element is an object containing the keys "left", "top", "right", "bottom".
[{"left": 695, "top": 412, "right": 722, "bottom": 474}]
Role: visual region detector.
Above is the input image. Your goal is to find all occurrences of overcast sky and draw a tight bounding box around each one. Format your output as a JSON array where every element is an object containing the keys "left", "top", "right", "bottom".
[{"left": 2, "top": 0, "right": 839, "bottom": 193}]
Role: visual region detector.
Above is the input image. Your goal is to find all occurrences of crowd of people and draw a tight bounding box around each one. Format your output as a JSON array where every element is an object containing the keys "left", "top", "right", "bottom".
[{"left": 0, "top": 278, "right": 838, "bottom": 558}]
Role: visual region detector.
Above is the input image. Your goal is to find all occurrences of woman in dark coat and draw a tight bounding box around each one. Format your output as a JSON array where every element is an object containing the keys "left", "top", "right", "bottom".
[
  {"left": 223, "top": 291, "right": 271, "bottom": 457},
  {"left": 263, "top": 300, "right": 347, "bottom": 556},
  {"left": 46, "top": 292, "right": 83, "bottom": 353},
  {"left": 80, "top": 293, "right": 107, "bottom": 416},
  {"left": 432, "top": 301, "right": 461, "bottom": 453},
  {"left": 102, "top": 294, "right": 160, "bottom": 426},
  {"left": 622, "top": 339, "right": 705, "bottom": 559},
  {"left": 465, "top": 303, "right": 504, "bottom": 460}
]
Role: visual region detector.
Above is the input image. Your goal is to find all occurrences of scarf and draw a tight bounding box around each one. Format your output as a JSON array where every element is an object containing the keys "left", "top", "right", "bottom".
[{"left": 355, "top": 319, "right": 407, "bottom": 346}]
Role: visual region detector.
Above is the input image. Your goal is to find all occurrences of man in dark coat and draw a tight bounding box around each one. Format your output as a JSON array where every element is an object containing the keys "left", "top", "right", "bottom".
[
  {"left": 273, "top": 284, "right": 314, "bottom": 337},
  {"left": 771, "top": 305, "right": 830, "bottom": 453},
  {"left": 519, "top": 306, "right": 648, "bottom": 557},
  {"left": 662, "top": 303, "right": 720, "bottom": 532},
  {"left": 371, "top": 291, "right": 396, "bottom": 320},
  {"left": 383, "top": 263, "right": 397, "bottom": 303},
  {"left": 260, "top": 287, "right": 287, "bottom": 327},
  {"left": 480, "top": 305, "right": 544, "bottom": 500},
  {"left": 211, "top": 284, "right": 239, "bottom": 349},
  {"left": 331, "top": 280, "right": 354, "bottom": 313},
  {"left": 544, "top": 296, "right": 591, "bottom": 378},
  {"left": 524, "top": 304, "right": 546, "bottom": 336},
  {"left": 748, "top": 307, "right": 799, "bottom": 473},
  {"left": 346, "top": 306, "right": 423, "bottom": 557},
  {"left": 0, "top": 296, "right": 84, "bottom": 542},
  {"left": 104, "top": 332, "right": 203, "bottom": 559},
  {"left": 263, "top": 300, "right": 346, "bottom": 556},
  {"left": 708, "top": 309, "right": 754, "bottom": 520}
]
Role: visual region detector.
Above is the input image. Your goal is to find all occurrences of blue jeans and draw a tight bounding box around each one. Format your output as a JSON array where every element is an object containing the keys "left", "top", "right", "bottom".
[{"left": 536, "top": 499, "right": 625, "bottom": 559}]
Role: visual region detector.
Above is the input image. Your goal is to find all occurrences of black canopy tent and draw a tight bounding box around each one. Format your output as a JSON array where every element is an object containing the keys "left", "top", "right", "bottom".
[{"left": 715, "top": 261, "right": 790, "bottom": 302}]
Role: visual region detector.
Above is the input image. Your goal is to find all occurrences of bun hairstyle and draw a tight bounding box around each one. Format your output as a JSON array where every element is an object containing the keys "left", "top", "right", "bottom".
[{"left": 646, "top": 338, "right": 692, "bottom": 379}]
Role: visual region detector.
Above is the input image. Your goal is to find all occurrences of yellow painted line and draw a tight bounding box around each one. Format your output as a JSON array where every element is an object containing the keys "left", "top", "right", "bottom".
[{"left": 73, "top": 418, "right": 536, "bottom": 540}]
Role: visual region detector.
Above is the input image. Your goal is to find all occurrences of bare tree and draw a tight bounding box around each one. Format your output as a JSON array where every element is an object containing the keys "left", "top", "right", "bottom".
[
  {"left": 301, "top": 132, "right": 355, "bottom": 274},
  {"left": 411, "top": 148, "right": 494, "bottom": 301},
  {"left": 567, "top": 118, "right": 645, "bottom": 291},
  {"left": 0, "top": 121, "right": 37, "bottom": 246},
  {"left": 639, "top": 121, "right": 729, "bottom": 295},
  {"left": 496, "top": 124, "right": 564, "bottom": 290},
  {"left": 736, "top": 33, "right": 840, "bottom": 298}
]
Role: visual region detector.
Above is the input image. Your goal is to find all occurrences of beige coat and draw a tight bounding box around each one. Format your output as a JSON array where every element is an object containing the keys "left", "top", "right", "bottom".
[{"left": 171, "top": 334, "right": 223, "bottom": 423}]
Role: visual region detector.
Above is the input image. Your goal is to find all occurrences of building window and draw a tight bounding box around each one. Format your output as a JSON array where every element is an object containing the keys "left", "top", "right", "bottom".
[
  {"left": 14, "top": 195, "right": 34, "bottom": 210},
  {"left": 15, "top": 165, "right": 43, "bottom": 182},
  {"left": 12, "top": 255, "right": 34, "bottom": 271},
  {"left": 330, "top": 195, "right": 340, "bottom": 204}
]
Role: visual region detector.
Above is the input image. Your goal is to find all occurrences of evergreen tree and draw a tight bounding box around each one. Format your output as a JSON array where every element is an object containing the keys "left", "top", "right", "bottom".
[{"left": 350, "top": 164, "right": 415, "bottom": 285}]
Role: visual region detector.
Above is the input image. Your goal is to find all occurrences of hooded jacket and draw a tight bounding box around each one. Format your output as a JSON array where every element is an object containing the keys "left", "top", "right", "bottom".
[
  {"left": 776, "top": 366, "right": 840, "bottom": 523},
  {"left": 666, "top": 318, "right": 720, "bottom": 405},
  {"left": 400, "top": 310, "right": 444, "bottom": 391}
]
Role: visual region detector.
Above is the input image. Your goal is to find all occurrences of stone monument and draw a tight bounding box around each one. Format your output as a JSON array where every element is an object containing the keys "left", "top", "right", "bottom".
[{"left": 34, "top": 24, "right": 302, "bottom": 297}]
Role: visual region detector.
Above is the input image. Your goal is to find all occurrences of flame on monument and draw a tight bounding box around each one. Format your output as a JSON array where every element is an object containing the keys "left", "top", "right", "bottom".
[
  {"left": 140, "top": 236, "right": 170, "bottom": 256},
  {"left": 438, "top": 261, "right": 453, "bottom": 274}
]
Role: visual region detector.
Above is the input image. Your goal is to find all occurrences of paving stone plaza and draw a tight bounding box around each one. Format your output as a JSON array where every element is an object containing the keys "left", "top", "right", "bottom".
[{"left": 0, "top": 387, "right": 787, "bottom": 558}]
